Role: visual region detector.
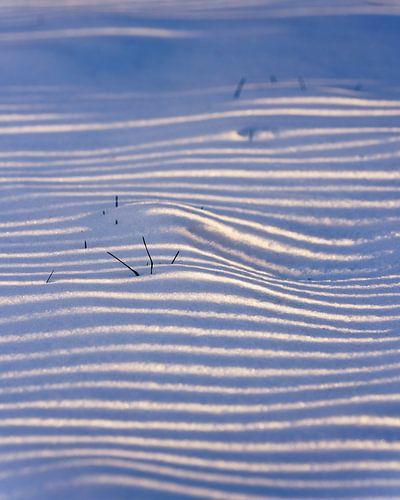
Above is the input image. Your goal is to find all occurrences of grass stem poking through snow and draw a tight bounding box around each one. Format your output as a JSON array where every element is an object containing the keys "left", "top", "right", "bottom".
[
  {"left": 171, "top": 251, "right": 180, "bottom": 264},
  {"left": 106, "top": 251, "right": 139, "bottom": 277},
  {"left": 115, "top": 195, "right": 118, "bottom": 208},
  {"left": 46, "top": 270, "right": 54, "bottom": 284},
  {"left": 298, "top": 76, "right": 306, "bottom": 91},
  {"left": 233, "top": 77, "right": 246, "bottom": 98},
  {"left": 142, "top": 236, "right": 153, "bottom": 275},
  {"left": 84, "top": 240, "right": 87, "bottom": 249}
]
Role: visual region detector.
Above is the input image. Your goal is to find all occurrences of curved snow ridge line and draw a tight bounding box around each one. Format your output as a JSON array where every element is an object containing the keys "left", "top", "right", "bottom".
[
  {"left": 3, "top": 415, "right": 400, "bottom": 435},
  {"left": 0, "top": 256, "right": 397, "bottom": 310},
  {"left": 0, "top": 229, "right": 375, "bottom": 264},
  {"left": 15, "top": 181, "right": 399, "bottom": 195},
  {"left": 280, "top": 126, "right": 400, "bottom": 139},
  {"left": 0, "top": 288, "right": 398, "bottom": 324},
  {"left": 0, "top": 256, "right": 397, "bottom": 288},
  {"left": 3, "top": 343, "right": 400, "bottom": 364},
  {"left": 46, "top": 272, "right": 400, "bottom": 310},
  {"left": 2, "top": 374, "right": 400, "bottom": 397},
  {"left": 0, "top": 244, "right": 397, "bottom": 298},
  {"left": 0, "top": 234, "right": 374, "bottom": 263},
  {"left": 2, "top": 393, "right": 400, "bottom": 415},
  {"left": 6, "top": 166, "right": 400, "bottom": 183},
  {"left": 0, "top": 310, "right": 381, "bottom": 338},
  {"left": 0, "top": 296, "right": 397, "bottom": 330},
  {"left": 10, "top": 198, "right": 391, "bottom": 228},
  {"left": 0, "top": 112, "right": 89, "bottom": 123},
  {"left": 4, "top": 435, "right": 400, "bottom": 454},
  {"left": 147, "top": 205, "right": 395, "bottom": 253},
  {"left": 0, "top": 213, "right": 90, "bottom": 229},
  {"left": 2, "top": 360, "right": 400, "bottom": 381},
  {"left": 54, "top": 471, "right": 268, "bottom": 500},
  {"left": 0, "top": 259, "right": 283, "bottom": 287},
  {"left": 268, "top": 276, "right": 400, "bottom": 297},
  {"left": 0, "top": 242, "right": 151, "bottom": 259},
  {"left": 44, "top": 271, "right": 400, "bottom": 317},
  {"left": 7, "top": 189, "right": 400, "bottom": 209},
  {"left": 0, "top": 27, "right": 200, "bottom": 42},
  {"left": 0, "top": 257, "right": 367, "bottom": 290},
  {"left": 0, "top": 256, "right": 397, "bottom": 305},
  {"left": 54, "top": 471, "right": 400, "bottom": 500},
  {"left": 164, "top": 154, "right": 400, "bottom": 166},
  {"left": 284, "top": 274, "right": 400, "bottom": 291},
  {"left": 2, "top": 443, "right": 400, "bottom": 471},
  {"left": 3, "top": 457, "right": 400, "bottom": 493},
  {"left": 2, "top": 435, "right": 400, "bottom": 455},
  {"left": 0, "top": 132, "right": 232, "bottom": 158},
  {"left": 236, "top": 269, "right": 400, "bottom": 299},
  {"left": 2, "top": 279, "right": 392, "bottom": 314},
  {"left": 5, "top": 189, "right": 400, "bottom": 219},
  {"left": 236, "top": 96, "right": 400, "bottom": 108},
  {"left": 0, "top": 221, "right": 388, "bottom": 268},
  {"left": 259, "top": 277, "right": 400, "bottom": 300},
  {"left": 4, "top": 136, "right": 400, "bottom": 168},
  {"left": 0, "top": 312, "right": 393, "bottom": 342},
  {"left": 10, "top": 182, "right": 398, "bottom": 194},
  {"left": 145, "top": 203, "right": 368, "bottom": 247},
  {"left": 3, "top": 107, "right": 400, "bottom": 134},
  {"left": 1, "top": 128, "right": 398, "bottom": 160},
  {"left": 0, "top": 226, "right": 87, "bottom": 237},
  {"left": 0, "top": 459, "right": 383, "bottom": 492}
]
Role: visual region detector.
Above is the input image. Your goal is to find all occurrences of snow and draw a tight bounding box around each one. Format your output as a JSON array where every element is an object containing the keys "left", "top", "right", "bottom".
[{"left": 0, "top": 1, "right": 400, "bottom": 498}]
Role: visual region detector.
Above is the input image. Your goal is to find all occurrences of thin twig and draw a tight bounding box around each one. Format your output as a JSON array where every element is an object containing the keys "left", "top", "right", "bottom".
[
  {"left": 171, "top": 251, "right": 180, "bottom": 264},
  {"left": 233, "top": 77, "right": 246, "bottom": 98},
  {"left": 46, "top": 270, "right": 54, "bottom": 284},
  {"left": 142, "top": 236, "right": 153, "bottom": 275},
  {"left": 107, "top": 251, "right": 139, "bottom": 277},
  {"left": 298, "top": 76, "right": 306, "bottom": 91}
]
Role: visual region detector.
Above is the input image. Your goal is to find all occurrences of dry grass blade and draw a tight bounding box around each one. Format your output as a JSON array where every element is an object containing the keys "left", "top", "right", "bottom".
[
  {"left": 107, "top": 251, "right": 140, "bottom": 277},
  {"left": 171, "top": 251, "right": 180, "bottom": 264},
  {"left": 142, "top": 236, "right": 153, "bottom": 275},
  {"left": 46, "top": 270, "right": 54, "bottom": 284},
  {"left": 233, "top": 76, "right": 246, "bottom": 98}
]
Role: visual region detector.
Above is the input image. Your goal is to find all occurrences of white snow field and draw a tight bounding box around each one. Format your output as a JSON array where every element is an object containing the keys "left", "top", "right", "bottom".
[{"left": 0, "top": 1, "right": 400, "bottom": 498}]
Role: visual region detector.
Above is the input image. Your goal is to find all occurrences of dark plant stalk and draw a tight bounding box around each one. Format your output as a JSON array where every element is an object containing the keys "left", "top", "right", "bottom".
[
  {"left": 142, "top": 236, "right": 153, "bottom": 275},
  {"left": 298, "top": 76, "right": 306, "bottom": 91},
  {"left": 171, "top": 251, "right": 180, "bottom": 264},
  {"left": 233, "top": 77, "right": 246, "bottom": 98},
  {"left": 107, "top": 251, "right": 139, "bottom": 276},
  {"left": 46, "top": 270, "right": 54, "bottom": 284}
]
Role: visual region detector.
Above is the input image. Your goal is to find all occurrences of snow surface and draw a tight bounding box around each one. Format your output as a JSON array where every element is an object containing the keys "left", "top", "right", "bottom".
[{"left": 0, "top": 1, "right": 400, "bottom": 498}]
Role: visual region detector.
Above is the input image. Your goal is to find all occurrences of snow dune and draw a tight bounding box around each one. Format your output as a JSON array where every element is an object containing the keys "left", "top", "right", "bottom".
[{"left": 0, "top": 1, "right": 400, "bottom": 499}]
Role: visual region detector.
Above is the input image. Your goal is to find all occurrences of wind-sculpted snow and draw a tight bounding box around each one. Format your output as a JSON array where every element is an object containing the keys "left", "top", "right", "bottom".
[{"left": 0, "top": 3, "right": 400, "bottom": 499}]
